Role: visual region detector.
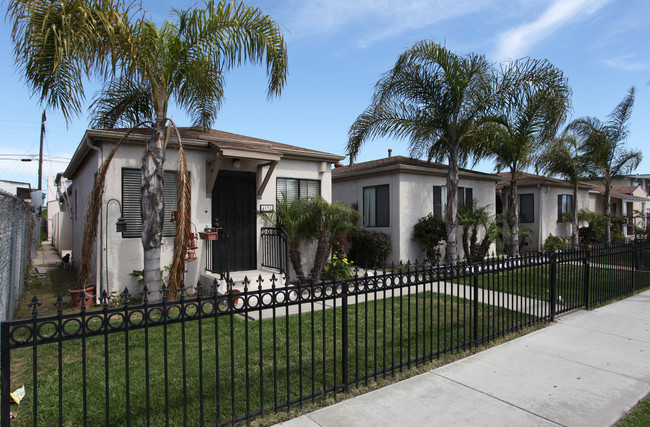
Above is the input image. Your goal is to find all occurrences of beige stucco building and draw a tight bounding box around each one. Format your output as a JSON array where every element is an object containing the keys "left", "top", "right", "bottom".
[
  {"left": 62, "top": 127, "right": 343, "bottom": 297},
  {"left": 332, "top": 156, "right": 500, "bottom": 264},
  {"left": 497, "top": 172, "right": 591, "bottom": 251}
]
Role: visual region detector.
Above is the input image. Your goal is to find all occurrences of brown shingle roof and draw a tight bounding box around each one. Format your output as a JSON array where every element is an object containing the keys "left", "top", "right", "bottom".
[
  {"left": 587, "top": 184, "right": 648, "bottom": 201},
  {"left": 498, "top": 171, "right": 592, "bottom": 190},
  {"left": 332, "top": 155, "right": 500, "bottom": 180}
]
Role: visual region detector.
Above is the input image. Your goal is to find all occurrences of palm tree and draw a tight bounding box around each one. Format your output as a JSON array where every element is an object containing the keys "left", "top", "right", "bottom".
[
  {"left": 570, "top": 87, "right": 642, "bottom": 244},
  {"left": 9, "top": 0, "right": 288, "bottom": 296},
  {"left": 347, "top": 40, "right": 499, "bottom": 262},
  {"left": 260, "top": 195, "right": 313, "bottom": 280},
  {"left": 488, "top": 58, "right": 571, "bottom": 256},
  {"left": 537, "top": 130, "right": 586, "bottom": 248},
  {"left": 309, "top": 197, "right": 360, "bottom": 275}
]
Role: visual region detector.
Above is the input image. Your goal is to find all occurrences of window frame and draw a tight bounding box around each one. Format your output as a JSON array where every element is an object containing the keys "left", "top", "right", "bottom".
[
  {"left": 519, "top": 193, "right": 534, "bottom": 223},
  {"left": 557, "top": 193, "right": 574, "bottom": 222},
  {"left": 363, "top": 184, "right": 390, "bottom": 227},
  {"left": 276, "top": 177, "right": 320, "bottom": 203},
  {"left": 433, "top": 185, "right": 473, "bottom": 220}
]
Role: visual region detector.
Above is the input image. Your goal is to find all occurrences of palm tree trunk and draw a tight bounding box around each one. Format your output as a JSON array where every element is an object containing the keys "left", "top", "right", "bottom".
[
  {"left": 289, "top": 244, "right": 304, "bottom": 280},
  {"left": 313, "top": 229, "right": 332, "bottom": 276},
  {"left": 142, "top": 124, "right": 166, "bottom": 299},
  {"left": 571, "top": 181, "right": 579, "bottom": 248},
  {"left": 445, "top": 149, "right": 459, "bottom": 264},
  {"left": 509, "top": 174, "right": 519, "bottom": 256}
]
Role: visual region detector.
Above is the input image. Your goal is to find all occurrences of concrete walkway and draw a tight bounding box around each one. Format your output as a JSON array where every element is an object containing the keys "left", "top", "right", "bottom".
[
  {"left": 277, "top": 290, "right": 650, "bottom": 427},
  {"left": 31, "top": 242, "right": 63, "bottom": 275}
]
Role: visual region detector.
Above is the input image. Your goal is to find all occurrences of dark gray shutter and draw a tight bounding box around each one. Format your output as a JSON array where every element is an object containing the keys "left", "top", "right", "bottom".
[
  {"left": 433, "top": 186, "right": 442, "bottom": 219},
  {"left": 557, "top": 194, "right": 562, "bottom": 221},
  {"left": 162, "top": 170, "right": 178, "bottom": 237},
  {"left": 122, "top": 169, "right": 142, "bottom": 238},
  {"left": 465, "top": 188, "right": 473, "bottom": 207},
  {"left": 376, "top": 185, "right": 389, "bottom": 227},
  {"left": 458, "top": 186, "right": 465, "bottom": 206}
]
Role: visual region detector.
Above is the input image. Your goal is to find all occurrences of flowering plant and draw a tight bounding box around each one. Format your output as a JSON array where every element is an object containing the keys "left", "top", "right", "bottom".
[{"left": 324, "top": 253, "right": 355, "bottom": 279}]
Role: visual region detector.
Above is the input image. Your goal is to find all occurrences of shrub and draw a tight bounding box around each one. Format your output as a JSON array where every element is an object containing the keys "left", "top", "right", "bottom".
[
  {"left": 412, "top": 214, "right": 447, "bottom": 263},
  {"left": 348, "top": 229, "right": 391, "bottom": 268},
  {"left": 324, "top": 254, "right": 355, "bottom": 279},
  {"left": 543, "top": 234, "right": 568, "bottom": 252}
]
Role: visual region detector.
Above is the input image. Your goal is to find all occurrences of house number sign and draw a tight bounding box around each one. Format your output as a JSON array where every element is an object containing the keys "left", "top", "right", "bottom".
[{"left": 259, "top": 204, "right": 274, "bottom": 212}]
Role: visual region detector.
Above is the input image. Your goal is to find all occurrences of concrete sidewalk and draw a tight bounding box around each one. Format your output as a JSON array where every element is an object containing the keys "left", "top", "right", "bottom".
[{"left": 277, "top": 290, "right": 650, "bottom": 427}]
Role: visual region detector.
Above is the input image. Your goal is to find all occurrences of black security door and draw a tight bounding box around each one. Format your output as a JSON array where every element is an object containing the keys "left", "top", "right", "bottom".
[{"left": 212, "top": 170, "right": 257, "bottom": 271}]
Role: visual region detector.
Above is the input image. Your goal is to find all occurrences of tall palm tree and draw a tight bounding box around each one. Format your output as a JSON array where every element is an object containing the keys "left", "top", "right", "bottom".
[
  {"left": 347, "top": 41, "right": 499, "bottom": 262},
  {"left": 8, "top": 0, "right": 288, "bottom": 296},
  {"left": 570, "top": 87, "right": 642, "bottom": 244},
  {"left": 488, "top": 58, "right": 571, "bottom": 256},
  {"left": 537, "top": 130, "right": 586, "bottom": 248}
]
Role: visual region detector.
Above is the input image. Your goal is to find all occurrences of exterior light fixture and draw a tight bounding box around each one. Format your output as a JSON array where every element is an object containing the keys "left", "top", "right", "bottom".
[{"left": 115, "top": 216, "right": 127, "bottom": 233}]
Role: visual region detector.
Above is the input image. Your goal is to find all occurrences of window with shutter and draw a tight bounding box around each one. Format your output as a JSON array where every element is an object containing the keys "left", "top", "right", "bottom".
[
  {"left": 121, "top": 168, "right": 179, "bottom": 238},
  {"left": 557, "top": 194, "right": 573, "bottom": 221},
  {"left": 276, "top": 178, "right": 320, "bottom": 203},
  {"left": 519, "top": 194, "right": 534, "bottom": 223}
]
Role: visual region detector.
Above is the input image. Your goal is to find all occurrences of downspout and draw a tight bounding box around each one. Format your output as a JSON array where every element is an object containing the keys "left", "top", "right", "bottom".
[{"left": 87, "top": 138, "right": 103, "bottom": 303}]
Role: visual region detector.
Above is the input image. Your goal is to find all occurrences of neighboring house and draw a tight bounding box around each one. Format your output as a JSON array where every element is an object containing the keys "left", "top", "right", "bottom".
[
  {"left": 50, "top": 173, "right": 73, "bottom": 259},
  {"left": 62, "top": 127, "right": 343, "bottom": 296},
  {"left": 0, "top": 179, "right": 32, "bottom": 203},
  {"left": 586, "top": 184, "right": 648, "bottom": 237},
  {"left": 332, "top": 155, "right": 500, "bottom": 264},
  {"left": 497, "top": 172, "right": 591, "bottom": 251}
]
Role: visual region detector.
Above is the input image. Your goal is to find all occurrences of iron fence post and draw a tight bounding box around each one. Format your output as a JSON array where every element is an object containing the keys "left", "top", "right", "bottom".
[
  {"left": 549, "top": 252, "right": 557, "bottom": 321},
  {"left": 632, "top": 241, "right": 637, "bottom": 293},
  {"left": 584, "top": 249, "right": 590, "bottom": 310},
  {"left": 341, "top": 279, "right": 349, "bottom": 393},
  {"left": 473, "top": 263, "right": 479, "bottom": 344},
  {"left": 1, "top": 322, "right": 10, "bottom": 427}
]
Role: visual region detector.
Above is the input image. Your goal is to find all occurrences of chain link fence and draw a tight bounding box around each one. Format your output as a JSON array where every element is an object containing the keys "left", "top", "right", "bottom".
[{"left": 0, "top": 190, "right": 39, "bottom": 322}]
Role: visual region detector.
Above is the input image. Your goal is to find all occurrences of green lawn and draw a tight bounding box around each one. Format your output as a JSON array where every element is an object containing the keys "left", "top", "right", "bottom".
[
  {"left": 617, "top": 392, "right": 650, "bottom": 427},
  {"left": 6, "top": 290, "right": 534, "bottom": 426}
]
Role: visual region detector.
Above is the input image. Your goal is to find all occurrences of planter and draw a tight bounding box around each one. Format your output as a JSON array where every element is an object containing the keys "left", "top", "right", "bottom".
[
  {"left": 69, "top": 285, "right": 96, "bottom": 308},
  {"left": 199, "top": 231, "right": 218, "bottom": 241}
]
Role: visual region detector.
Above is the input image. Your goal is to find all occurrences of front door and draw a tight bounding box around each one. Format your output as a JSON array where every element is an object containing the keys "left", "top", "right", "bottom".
[{"left": 212, "top": 170, "right": 257, "bottom": 271}]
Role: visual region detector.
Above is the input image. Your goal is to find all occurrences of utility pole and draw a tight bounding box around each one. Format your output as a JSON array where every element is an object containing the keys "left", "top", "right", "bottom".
[{"left": 38, "top": 110, "right": 46, "bottom": 190}]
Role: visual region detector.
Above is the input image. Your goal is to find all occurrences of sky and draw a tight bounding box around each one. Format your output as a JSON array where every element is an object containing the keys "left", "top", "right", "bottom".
[{"left": 1, "top": 0, "right": 649, "bottom": 192}]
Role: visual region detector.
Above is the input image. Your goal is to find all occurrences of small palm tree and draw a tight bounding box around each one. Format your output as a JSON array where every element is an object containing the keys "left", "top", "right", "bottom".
[
  {"left": 487, "top": 58, "right": 571, "bottom": 256},
  {"left": 260, "top": 195, "right": 313, "bottom": 280},
  {"left": 569, "top": 87, "right": 642, "bottom": 244},
  {"left": 347, "top": 40, "right": 500, "bottom": 263},
  {"left": 537, "top": 130, "right": 587, "bottom": 248},
  {"left": 9, "top": 0, "right": 287, "bottom": 297},
  {"left": 309, "top": 197, "right": 360, "bottom": 275}
]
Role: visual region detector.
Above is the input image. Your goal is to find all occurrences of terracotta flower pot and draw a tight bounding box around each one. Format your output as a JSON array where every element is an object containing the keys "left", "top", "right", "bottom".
[{"left": 69, "top": 285, "right": 96, "bottom": 308}]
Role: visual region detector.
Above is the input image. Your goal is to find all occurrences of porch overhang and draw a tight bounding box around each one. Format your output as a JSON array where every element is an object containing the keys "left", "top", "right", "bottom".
[{"left": 205, "top": 141, "right": 282, "bottom": 198}]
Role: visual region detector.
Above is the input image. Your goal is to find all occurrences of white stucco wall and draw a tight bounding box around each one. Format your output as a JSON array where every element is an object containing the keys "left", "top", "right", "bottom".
[
  {"left": 333, "top": 170, "right": 498, "bottom": 264},
  {"left": 67, "top": 137, "right": 336, "bottom": 295}
]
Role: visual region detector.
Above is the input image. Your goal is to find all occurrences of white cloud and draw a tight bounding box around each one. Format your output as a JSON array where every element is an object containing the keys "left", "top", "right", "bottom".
[
  {"left": 282, "top": 0, "right": 495, "bottom": 47},
  {"left": 603, "top": 54, "right": 650, "bottom": 72},
  {"left": 493, "top": 0, "right": 611, "bottom": 61}
]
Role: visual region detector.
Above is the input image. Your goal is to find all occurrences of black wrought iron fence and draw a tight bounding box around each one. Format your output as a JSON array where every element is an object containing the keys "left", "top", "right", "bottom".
[
  {"left": 2, "top": 240, "right": 649, "bottom": 426},
  {"left": 260, "top": 227, "right": 289, "bottom": 277}
]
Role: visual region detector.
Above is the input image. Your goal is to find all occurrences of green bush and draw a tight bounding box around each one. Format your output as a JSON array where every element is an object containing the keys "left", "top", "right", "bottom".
[
  {"left": 542, "top": 234, "right": 568, "bottom": 252},
  {"left": 412, "top": 214, "right": 447, "bottom": 263},
  {"left": 348, "top": 229, "right": 391, "bottom": 268}
]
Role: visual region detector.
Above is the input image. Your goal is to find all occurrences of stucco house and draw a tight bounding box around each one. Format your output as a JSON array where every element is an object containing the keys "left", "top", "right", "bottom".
[
  {"left": 62, "top": 127, "right": 343, "bottom": 297},
  {"left": 48, "top": 173, "right": 73, "bottom": 257},
  {"left": 497, "top": 172, "right": 591, "bottom": 251},
  {"left": 331, "top": 155, "right": 500, "bottom": 264},
  {"left": 586, "top": 183, "right": 648, "bottom": 237}
]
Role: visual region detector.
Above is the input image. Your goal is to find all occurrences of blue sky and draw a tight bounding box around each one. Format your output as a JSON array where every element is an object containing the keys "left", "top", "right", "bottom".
[{"left": 1, "top": 0, "right": 649, "bottom": 191}]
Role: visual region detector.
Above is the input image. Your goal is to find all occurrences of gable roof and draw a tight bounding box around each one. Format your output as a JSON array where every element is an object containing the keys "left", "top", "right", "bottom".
[
  {"left": 64, "top": 127, "right": 344, "bottom": 178},
  {"left": 587, "top": 184, "right": 648, "bottom": 202},
  {"left": 498, "top": 171, "right": 592, "bottom": 190},
  {"left": 332, "top": 155, "right": 500, "bottom": 181}
]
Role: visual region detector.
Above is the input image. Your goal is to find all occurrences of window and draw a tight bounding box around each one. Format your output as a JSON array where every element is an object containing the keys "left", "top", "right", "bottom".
[
  {"left": 519, "top": 194, "right": 534, "bottom": 223},
  {"left": 611, "top": 202, "right": 617, "bottom": 215},
  {"left": 433, "top": 186, "right": 473, "bottom": 219},
  {"left": 363, "top": 185, "right": 389, "bottom": 227},
  {"left": 121, "top": 168, "right": 178, "bottom": 238},
  {"left": 557, "top": 194, "right": 573, "bottom": 221},
  {"left": 276, "top": 178, "right": 320, "bottom": 203}
]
